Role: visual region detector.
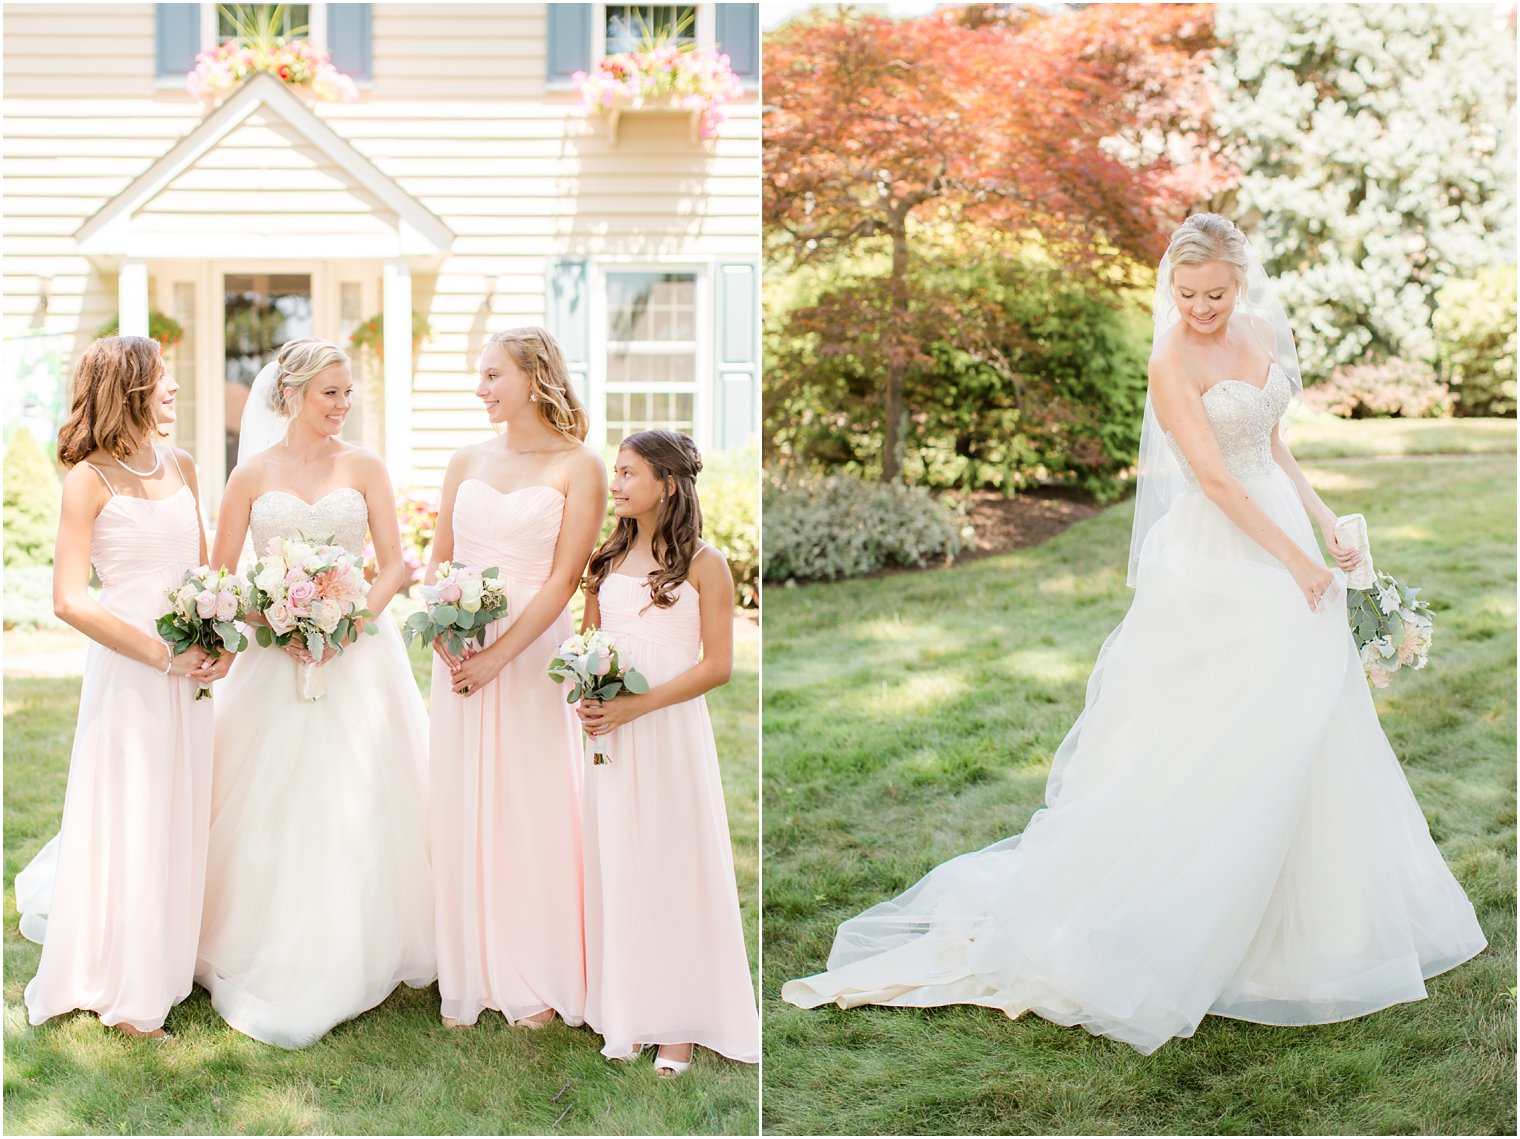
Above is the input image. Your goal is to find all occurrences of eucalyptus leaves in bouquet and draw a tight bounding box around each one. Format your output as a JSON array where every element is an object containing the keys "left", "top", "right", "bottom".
[
  {"left": 157, "top": 566, "right": 251, "bottom": 699},
  {"left": 1347, "top": 570, "right": 1434, "bottom": 689},
  {"left": 401, "top": 562, "right": 509, "bottom": 655}
]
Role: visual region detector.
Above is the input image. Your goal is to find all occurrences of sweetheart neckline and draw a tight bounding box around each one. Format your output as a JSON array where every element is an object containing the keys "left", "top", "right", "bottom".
[
  {"left": 252, "top": 487, "right": 366, "bottom": 510},
  {"left": 458, "top": 479, "right": 567, "bottom": 501},
  {"left": 1199, "top": 361, "right": 1286, "bottom": 399}
]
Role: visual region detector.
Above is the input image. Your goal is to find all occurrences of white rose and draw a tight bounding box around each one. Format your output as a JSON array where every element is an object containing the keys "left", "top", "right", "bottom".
[
  {"left": 309, "top": 598, "right": 342, "bottom": 634},
  {"left": 266, "top": 599, "right": 297, "bottom": 635},
  {"left": 284, "top": 540, "right": 314, "bottom": 567},
  {"left": 302, "top": 552, "right": 325, "bottom": 575},
  {"left": 254, "top": 565, "right": 285, "bottom": 594}
]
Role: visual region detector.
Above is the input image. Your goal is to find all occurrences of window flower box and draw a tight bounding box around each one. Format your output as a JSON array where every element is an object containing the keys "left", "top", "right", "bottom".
[
  {"left": 186, "top": 38, "right": 358, "bottom": 105},
  {"left": 574, "top": 47, "right": 744, "bottom": 145}
]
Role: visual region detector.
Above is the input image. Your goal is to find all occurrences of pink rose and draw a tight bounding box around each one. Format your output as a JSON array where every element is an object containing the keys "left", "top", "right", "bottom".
[
  {"left": 214, "top": 589, "right": 238, "bottom": 623},
  {"left": 438, "top": 582, "right": 462, "bottom": 604},
  {"left": 287, "top": 579, "right": 317, "bottom": 615},
  {"left": 266, "top": 599, "right": 296, "bottom": 636},
  {"left": 591, "top": 652, "right": 613, "bottom": 677},
  {"left": 195, "top": 590, "right": 218, "bottom": 619},
  {"left": 285, "top": 567, "right": 307, "bottom": 587}
]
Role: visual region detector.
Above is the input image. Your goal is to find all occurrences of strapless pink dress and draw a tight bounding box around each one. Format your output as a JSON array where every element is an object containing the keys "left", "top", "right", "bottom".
[
  {"left": 17, "top": 484, "right": 213, "bottom": 1033},
  {"left": 582, "top": 573, "right": 759, "bottom": 1063},
  {"left": 429, "top": 481, "right": 587, "bottom": 1026}
]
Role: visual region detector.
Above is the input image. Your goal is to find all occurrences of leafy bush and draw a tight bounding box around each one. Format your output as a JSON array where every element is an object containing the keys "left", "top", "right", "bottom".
[
  {"left": 1434, "top": 266, "right": 1517, "bottom": 417},
  {"left": 2, "top": 564, "right": 65, "bottom": 631},
  {"left": 762, "top": 473, "right": 969, "bottom": 582},
  {"left": 1301, "top": 358, "right": 1453, "bottom": 419},
  {"left": 4, "top": 428, "right": 60, "bottom": 568},
  {"left": 700, "top": 445, "right": 759, "bottom": 608}
]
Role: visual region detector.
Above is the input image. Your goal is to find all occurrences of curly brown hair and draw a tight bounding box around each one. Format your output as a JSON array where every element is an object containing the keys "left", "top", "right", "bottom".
[
  {"left": 585, "top": 430, "right": 704, "bottom": 609},
  {"left": 56, "top": 335, "right": 165, "bottom": 468}
]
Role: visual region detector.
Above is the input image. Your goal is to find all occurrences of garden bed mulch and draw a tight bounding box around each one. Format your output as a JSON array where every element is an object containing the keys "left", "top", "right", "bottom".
[{"left": 955, "top": 486, "right": 1105, "bottom": 561}]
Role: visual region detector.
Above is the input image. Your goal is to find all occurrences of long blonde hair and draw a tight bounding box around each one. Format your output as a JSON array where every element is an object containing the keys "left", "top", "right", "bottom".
[{"left": 486, "top": 326, "right": 589, "bottom": 441}]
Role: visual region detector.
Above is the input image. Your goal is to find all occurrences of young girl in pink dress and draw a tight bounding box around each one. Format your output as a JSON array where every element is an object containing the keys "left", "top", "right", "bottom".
[
  {"left": 426, "top": 327, "right": 607, "bottom": 1029},
  {"left": 16, "top": 335, "right": 229, "bottom": 1038},
  {"left": 577, "top": 430, "right": 759, "bottom": 1076}
]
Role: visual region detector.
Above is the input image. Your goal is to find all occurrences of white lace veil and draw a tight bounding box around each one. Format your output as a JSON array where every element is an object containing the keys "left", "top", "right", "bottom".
[
  {"left": 1126, "top": 232, "right": 1304, "bottom": 586},
  {"left": 237, "top": 360, "right": 288, "bottom": 467}
]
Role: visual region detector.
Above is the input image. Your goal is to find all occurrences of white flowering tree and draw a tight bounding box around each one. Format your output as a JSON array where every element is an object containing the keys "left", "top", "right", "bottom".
[{"left": 1211, "top": 5, "right": 1517, "bottom": 379}]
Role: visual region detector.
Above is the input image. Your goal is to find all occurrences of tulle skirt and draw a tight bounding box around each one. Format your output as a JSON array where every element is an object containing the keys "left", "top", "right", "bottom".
[
  {"left": 782, "top": 466, "right": 1487, "bottom": 1054},
  {"left": 194, "top": 617, "right": 436, "bottom": 1048}
]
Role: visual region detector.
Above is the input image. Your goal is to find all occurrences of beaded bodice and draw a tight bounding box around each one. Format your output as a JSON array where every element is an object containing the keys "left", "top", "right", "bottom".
[
  {"left": 249, "top": 487, "right": 368, "bottom": 559},
  {"left": 1165, "top": 363, "right": 1292, "bottom": 488}
]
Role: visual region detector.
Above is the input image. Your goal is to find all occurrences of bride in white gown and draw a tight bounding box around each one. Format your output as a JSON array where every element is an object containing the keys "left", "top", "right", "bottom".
[
  {"left": 781, "top": 214, "right": 1487, "bottom": 1054},
  {"left": 197, "top": 338, "right": 435, "bottom": 1048}
]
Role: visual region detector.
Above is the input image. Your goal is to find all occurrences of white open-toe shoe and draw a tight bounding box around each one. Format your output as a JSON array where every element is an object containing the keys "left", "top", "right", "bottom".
[{"left": 653, "top": 1046, "right": 693, "bottom": 1078}]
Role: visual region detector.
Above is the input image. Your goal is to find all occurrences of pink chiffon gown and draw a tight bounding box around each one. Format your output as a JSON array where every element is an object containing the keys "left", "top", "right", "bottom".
[
  {"left": 582, "top": 570, "right": 759, "bottom": 1063},
  {"left": 429, "top": 480, "right": 587, "bottom": 1026},
  {"left": 16, "top": 461, "right": 212, "bottom": 1033}
]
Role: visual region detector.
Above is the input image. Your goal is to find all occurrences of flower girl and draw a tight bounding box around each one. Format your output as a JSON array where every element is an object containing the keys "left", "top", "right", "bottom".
[{"left": 577, "top": 429, "right": 759, "bottom": 1075}]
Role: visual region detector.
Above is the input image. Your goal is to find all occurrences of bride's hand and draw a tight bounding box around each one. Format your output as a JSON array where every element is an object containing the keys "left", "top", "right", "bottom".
[
  {"left": 1290, "top": 556, "right": 1335, "bottom": 612},
  {"left": 1323, "top": 532, "right": 1360, "bottom": 572},
  {"left": 284, "top": 640, "right": 339, "bottom": 666}
]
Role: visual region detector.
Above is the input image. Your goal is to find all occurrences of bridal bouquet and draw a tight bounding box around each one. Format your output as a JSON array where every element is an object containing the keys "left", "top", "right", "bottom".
[
  {"left": 1346, "top": 570, "right": 1434, "bottom": 689},
  {"left": 247, "top": 535, "right": 376, "bottom": 701},
  {"left": 547, "top": 628, "right": 649, "bottom": 764},
  {"left": 401, "top": 562, "right": 509, "bottom": 655},
  {"left": 157, "top": 566, "right": 251, "bottom": 699}
]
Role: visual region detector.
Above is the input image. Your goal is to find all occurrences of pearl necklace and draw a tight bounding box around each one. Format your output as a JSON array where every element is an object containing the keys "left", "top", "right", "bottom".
[{"left": 117, "top": 445, "right": 161, "bottom": 477}]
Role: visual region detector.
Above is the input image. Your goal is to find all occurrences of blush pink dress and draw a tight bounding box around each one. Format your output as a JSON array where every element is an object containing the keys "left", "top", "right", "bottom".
[
  {"left": 16, "top": 456, "right": 213, "bottom": 1033},
  {"left": 582, "top": 568, "right": 759, "bottom": 1063},
  {"left": 429, "top": 480, "right": 587, "bottom": 1026}
]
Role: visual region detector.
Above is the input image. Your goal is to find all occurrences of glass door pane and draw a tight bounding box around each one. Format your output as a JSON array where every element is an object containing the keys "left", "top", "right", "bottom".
[{"left": 224, "top": 272, "right": 312, "bottom": 480}]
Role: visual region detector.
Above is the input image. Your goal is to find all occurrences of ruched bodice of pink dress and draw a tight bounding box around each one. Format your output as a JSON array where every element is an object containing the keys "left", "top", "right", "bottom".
[
  {"left": 430, "top": 481, "right": 587, "bottom": 1026},
  {"left": 582, "top": 570, "right": 759, "bottom": 1064},
  {"left": 17, "top": 473, "right": 214, "bottom": 1033}
]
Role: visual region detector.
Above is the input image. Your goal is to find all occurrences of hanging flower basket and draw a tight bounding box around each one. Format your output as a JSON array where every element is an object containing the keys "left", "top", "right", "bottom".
[
  {"left": 348, "top": 311, "right": 432, "bottom": 366},
  {"left": 186, "top": 39, "right": 357, "bottom": 104},
  {"left": 96, "top": 311, "right": 185, "bottom": 351},
  {"left": 574, "top": 47, "right": 744, "bottom": 142}
]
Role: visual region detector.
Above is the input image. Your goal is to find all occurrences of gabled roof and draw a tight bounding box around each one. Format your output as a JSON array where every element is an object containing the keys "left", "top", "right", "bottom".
[{"left": 75, "top": 71, "right": 453, "bottom": 259}]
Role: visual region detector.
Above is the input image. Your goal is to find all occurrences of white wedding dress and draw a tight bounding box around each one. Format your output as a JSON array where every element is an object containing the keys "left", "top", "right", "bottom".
[
  {"left": 195, "top": 488, "right": 436, "bottom": 1048},
  {"left": 782, "top": 362, "right": 1487, "bottom": 1054}
]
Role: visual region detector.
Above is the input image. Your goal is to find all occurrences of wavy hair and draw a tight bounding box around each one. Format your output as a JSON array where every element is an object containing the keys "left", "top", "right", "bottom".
[
  {"left": 56, "top": 335, "right": 165, "bottom": 468},
  {"left": 1165, "top": 213, "right": 1250, "bottom": 288},
  {"left": 486, "top": 326, "right": 589, "bottom": 441},
  {"left": 268, "top": 337, "right": 349, "bottom": 416},
  {"left": 585, "top": 430, "right": 704, "bottom": 609}
]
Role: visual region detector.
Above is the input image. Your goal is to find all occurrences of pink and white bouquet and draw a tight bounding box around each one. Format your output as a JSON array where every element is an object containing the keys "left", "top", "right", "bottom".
[
  {"left": 247, "top": 534, "right": 376, "bottom": 701},
  {"left": 157, "top": 566, "right": 251, "bottom": 699},
  {"left": 402, "top": 562, "right": 509, "bottom": 655},
  {"left": 1346, "top": 570, "right": 1434, "bottom": 689},
  {"left": 547, "top": 628, "right": 649, "bottom": 764},
  {"left": 574, "top": 46, "right": 745, "bottom": 138}
]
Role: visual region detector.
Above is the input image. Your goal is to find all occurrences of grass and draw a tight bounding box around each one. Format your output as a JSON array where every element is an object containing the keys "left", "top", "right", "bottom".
[
  {"left": 1288, "top": 412, "right": 1516, "bottom": 460},
  {"left": 762, "top": 421, "right": 1516, "bottom": 1136},
  {"left": 3, "top": 617, "right": 759, "bottom": 1136}
]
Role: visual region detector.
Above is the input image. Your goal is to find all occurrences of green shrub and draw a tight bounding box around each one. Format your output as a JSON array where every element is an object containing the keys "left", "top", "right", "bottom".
[
  {"left": 700, "top": 445, "right": 760, "bottom": 608},
  {"left": 1302, "top": 357, "right": 1453, "bottom": 418},
  {"left": 1434, "top": 266, "right": 1517, "bottom": 417},
  {"left": 2, "top": 564, "right": 65, "bottom": 630},
  {"left": 4, "top": 428, "right": 60, "bottom": 568},
  {"left": 762, "top": 473, "right": 969, "bottom": 582}
]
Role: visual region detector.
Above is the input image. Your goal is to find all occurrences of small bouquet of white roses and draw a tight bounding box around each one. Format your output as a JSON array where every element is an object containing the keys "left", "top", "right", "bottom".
[
  {"left": 547, "top": 628, "right": 649, "bottom": 764},
  {"left": 157, "top": 565, "right": 251, "bottom": 699},
  {"left": 1346, "top": 570, "right": 1434, "bottom": 689},
  {"left": 247, "top": 534, "right": 376, "bottom": 701},
  {"left": 401, "top": 561, "right": 509, "bottom": 655}
]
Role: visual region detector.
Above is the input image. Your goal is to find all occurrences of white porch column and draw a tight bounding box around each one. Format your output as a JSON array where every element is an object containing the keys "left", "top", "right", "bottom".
[
  {"left": 382, "top": 259, "right": 413, "bottom": 484},
  {"left": 118, "top": 260, "right": 149, "bottom": 337}
]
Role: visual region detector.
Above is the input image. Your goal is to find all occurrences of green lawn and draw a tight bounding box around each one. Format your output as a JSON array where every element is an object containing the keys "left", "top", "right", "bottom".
[
  {"left": 3, "top": 620, "right": 759, "bottom": 1136},
  {"left": 762, "top": 427, "right": 1516, "bottom": 1135}
]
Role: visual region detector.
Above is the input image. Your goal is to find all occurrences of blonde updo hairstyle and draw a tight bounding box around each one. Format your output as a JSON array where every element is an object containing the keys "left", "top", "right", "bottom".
[
  {"left": 267, "top": 337, "right": 349, "bottom": 417},
  {"left": 486, "top": 326, "right": 590, "bottom": 441},
  {"left": 1165, "top": 213, "right": 1250, "bottom": 289}
]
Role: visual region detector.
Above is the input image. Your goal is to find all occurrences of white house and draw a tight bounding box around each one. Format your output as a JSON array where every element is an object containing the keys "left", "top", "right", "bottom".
[{"left": 2, "top": 2, "right": 761, "bottom": 512}]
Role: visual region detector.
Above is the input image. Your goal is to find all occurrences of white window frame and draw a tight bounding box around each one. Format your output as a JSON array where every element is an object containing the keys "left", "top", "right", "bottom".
[
  {"left": 199, "top": 2, "right": 328, "bottom": 53},
  {"left": 592, "top": 3, "right": 715, "bottom": 60},
  {"left": 590, "top": 260, "right": 711, "bottom": 452}
]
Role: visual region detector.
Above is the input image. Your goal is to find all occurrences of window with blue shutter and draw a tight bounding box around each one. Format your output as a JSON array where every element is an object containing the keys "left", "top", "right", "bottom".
[
  {"left": 546, "top": 4, "right": 594, "bottom": 89},
  {"left": 548, "top": 259, "right": 593, "bottom": 408},
  {"left": 713, "top": 262, "right": 759, "bottom": 450},
  {"left": 327, "top": 3, "right": 373, "bottom": 84},
  {"left": 715, "top": 4, "right": 759, "bottom": 86},
  {"left": 155, "top": 3, "right": 202, "bottom": 81}
]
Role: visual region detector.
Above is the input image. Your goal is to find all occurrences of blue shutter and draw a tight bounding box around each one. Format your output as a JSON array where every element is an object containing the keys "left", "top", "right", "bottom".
[
  {"left": 548, "top": 259, "right": 592, "bottom": 410},
  {"left": 328, "top": 3, "right": 373, "bottom": 84},
  {"left": 546, "top": 4, "right": 594, "bottom": 89},
  {"left": 713, "top": 262, "right": 759, "bottom": 450},
  {"left": 715, "top": 4, "right": 759, "bottom": 85},
  {"left": 155, "top": 3, "right": 201, "bottom": 80}
]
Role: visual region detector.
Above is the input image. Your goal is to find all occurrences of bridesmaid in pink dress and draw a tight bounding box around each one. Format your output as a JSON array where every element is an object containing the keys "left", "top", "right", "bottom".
[
  {"left": 426, "top": 327, "right": 607, "bottom": 1028},
  {"left": 16, "top": 336, "right": 230, "bottom": 1039},
  {"left": 577, "top": 430, "right": 760, "bottom": 1075}
]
